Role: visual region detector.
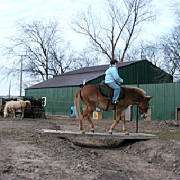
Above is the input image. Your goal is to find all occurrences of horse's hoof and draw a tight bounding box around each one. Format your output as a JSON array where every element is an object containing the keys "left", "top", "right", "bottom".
[
  {"left": 80, "top": 130, "right": 85, "bottom": 134},
  {"left": 90, "top": 129, "right": 94, "bottom": 133},
  {"left": 108, "top": 130, "right": 112, "bottom": 135},
  {"left": 124, "top": 131, "right": 129, "bottom": 135}
]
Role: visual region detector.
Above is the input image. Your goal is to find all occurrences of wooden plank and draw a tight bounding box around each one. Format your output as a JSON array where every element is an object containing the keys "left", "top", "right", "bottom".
[
  {"left": 37, "top": 129, "right": 158, "bottom": 140},
  {"left": 37, "top": 129, "right": 158, "bottom": 147}
]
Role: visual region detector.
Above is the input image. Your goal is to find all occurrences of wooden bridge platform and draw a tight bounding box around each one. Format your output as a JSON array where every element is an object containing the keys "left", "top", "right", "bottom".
[{"left": 37, "top": 129, "right": 158, "bottom": 147}]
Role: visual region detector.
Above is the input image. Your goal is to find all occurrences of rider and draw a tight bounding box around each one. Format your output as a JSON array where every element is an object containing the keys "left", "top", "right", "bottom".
[{"left": 105, "top": 59, "right": 123, "bottom": 104}]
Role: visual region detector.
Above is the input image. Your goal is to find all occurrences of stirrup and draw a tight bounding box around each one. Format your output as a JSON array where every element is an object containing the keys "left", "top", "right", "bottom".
[{"left": 112, "top": 100, "right": 119, "bottom": 104}]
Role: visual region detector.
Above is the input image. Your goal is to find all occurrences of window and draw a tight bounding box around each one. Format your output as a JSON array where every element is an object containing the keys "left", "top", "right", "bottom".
[{"left": 42, "top": 97, "right": 46, "bottom": 107}]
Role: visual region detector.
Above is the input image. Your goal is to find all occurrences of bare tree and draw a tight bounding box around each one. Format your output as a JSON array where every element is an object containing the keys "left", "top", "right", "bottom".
[
  {"left": 5, "top": 20, "right": 74, "bottom": 81},
  {"left": 160, "top": 26, "right": 180, "bottom": 80},
  {"left": 72, "top": 0, "right": 154, "bottom": 62},
  {"left": 124, "top": 0, "right": 180, "bottom": 81},
  {"left": 160, "top": 1, "right": 180, "bottom": 81},
  {"left": 125, "top": 41, "right": 163, "bottom": 66},
  {"left": 70, "top": 48, "right": 101, "bottom": 70}
]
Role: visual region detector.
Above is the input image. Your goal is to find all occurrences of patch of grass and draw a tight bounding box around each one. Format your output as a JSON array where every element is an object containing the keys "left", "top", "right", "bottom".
[
  {"left": 155, "top": 129, "right": 180, "bottom": 141},
  {"left": 0, "top": 128, "right": 33, "bottom": 141},
  {"left": 0, "top": 129, "right": 22, "bottom": 138}
]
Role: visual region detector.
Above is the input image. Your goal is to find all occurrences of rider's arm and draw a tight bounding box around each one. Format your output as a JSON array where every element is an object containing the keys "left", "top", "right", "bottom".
[{"left": 112, "top": 67, "right": 123, "bottom": 84}]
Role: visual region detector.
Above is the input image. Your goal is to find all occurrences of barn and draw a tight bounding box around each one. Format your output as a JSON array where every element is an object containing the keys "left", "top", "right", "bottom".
[{"left": 25, "top": 60, "right": 179, "bottom": 120}]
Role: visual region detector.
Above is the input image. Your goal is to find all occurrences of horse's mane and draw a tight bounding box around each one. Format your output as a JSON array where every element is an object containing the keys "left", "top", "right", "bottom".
[
  {"left": 124, "top": 86, "right": 146, "bottom": 96},
  {"left": 24, "top": 100, "right": 31, "bottom": 104},
  {"left": 4, "top": 100, "right": 31, "bottom": 108}
]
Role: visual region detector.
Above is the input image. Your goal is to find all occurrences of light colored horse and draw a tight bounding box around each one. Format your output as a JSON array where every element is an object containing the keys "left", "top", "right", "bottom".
[{"left": 3, "top": 100, "right": 31, "bottom": 119}]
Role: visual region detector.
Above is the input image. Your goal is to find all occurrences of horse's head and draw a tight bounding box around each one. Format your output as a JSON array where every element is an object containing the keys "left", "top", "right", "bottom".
[
  {"left": 25, "top": 101, "right": 31, "bottom": 109},
  {"left": 138, "top": 96, "right": 152, "bottom": 118}
]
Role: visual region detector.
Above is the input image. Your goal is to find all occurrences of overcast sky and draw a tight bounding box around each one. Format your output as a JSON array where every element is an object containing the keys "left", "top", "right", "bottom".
[{"left": 0, "top": 0, "right": 176, "bottom": 96}]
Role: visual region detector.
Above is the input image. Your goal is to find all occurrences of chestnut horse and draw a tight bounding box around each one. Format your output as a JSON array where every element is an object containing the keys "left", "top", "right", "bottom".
[
  {"left": 4, "top": 100, "right": 31, "bottom": 119},
  {"left": 74, "top": 84, "right": 152, "bottom": 134}
]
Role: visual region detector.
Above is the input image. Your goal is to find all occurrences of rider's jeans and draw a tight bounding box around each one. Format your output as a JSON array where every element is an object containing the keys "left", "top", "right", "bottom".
[{"left": 106, "top": 82, "right": 120, "bottom": 101}]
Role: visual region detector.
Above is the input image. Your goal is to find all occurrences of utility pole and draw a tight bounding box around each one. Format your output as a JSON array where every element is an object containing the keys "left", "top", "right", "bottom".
[
  {"left": 20, "top": 56, "right": 23, "bottom": 97},
  {"left": 8, "top": 80, "right": 11, "bottom": 98},
  {"left": 136, "top": 73, "right": 139, "bottom": 133}
]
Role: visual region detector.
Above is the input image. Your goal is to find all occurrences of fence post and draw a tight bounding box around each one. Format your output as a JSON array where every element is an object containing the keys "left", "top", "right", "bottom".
[{"left": 136, "top": 74, "right": 139, "bottom": 133}]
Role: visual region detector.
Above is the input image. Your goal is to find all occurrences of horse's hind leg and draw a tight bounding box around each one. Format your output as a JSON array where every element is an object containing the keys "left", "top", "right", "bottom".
[
  {"left": 79, "top": 103, "right": 87, "bottom": 133},
  {"left": 86, "top": 106, "right": 95, "bottom": 132},
  {"left": 81, "top": 106, "right": 95, "bottom": 133},
  {"left": 79, "top": 115, "right": 84, "bottom": 133},
  {"left": 86, "top": 112, "right": 94, "bottom": 132}
]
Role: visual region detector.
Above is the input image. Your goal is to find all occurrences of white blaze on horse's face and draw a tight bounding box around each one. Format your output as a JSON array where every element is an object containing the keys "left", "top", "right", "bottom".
[
  {"left": 141, "top": 113, "right": 148, "bottom": 119},
  {"left": 138, "top": 96, "right": 152, "bottom": 118}
]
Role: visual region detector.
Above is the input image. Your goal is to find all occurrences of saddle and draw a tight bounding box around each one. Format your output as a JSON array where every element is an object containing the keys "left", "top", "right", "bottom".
[{"left": 99, "top": 81, "right": 125, "bottom": 100}]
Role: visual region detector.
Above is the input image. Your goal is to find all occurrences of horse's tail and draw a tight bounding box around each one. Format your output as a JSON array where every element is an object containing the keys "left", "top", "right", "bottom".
[
  {"left": 3, "top": 103, "right": 8, "bottom": 118},
  {"left": 74, "top": 89, "right": 82, "bottom": 119}
]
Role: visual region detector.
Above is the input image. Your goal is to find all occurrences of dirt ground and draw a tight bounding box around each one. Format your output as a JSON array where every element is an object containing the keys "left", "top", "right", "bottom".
[{"left": 0, "top": 116, "right": 179, "bottom": 180}]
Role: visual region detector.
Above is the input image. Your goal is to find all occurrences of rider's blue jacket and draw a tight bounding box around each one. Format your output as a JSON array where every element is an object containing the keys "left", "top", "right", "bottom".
[{"left": 105, "top": 65, "right": 123, "bottom": 84}]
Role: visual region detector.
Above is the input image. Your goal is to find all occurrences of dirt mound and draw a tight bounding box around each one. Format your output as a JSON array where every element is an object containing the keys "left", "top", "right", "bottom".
[{"left": 0, "top": 117, "right": 179, "bottom": 179}]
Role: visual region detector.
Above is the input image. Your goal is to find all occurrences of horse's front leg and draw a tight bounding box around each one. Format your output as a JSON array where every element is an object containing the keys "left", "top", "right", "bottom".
[
  {"left": 121, "top": 113, "right": 129, "bottom": 135},
  {"left": 12, "top": 109, "right": 16, "bottom": 119},
  {"left": 21, "top": 108, "right": 25, "bottom": 119},
  {"left": 109, "top": 108, "right": 121, "bottom": 134}
]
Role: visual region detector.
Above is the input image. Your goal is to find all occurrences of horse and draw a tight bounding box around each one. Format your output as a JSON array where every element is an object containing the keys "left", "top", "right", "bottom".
[
  {"left": 3, "top": 100, "right": 31, "bottom": 119},
  {"left": 74, "top": 84, "right": 152, "bottom": 134}
]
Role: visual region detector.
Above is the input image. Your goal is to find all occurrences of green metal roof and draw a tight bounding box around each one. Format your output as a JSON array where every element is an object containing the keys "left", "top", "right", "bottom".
[{"left": 26, "top": 60, "right": 173, "bottom": 90}]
